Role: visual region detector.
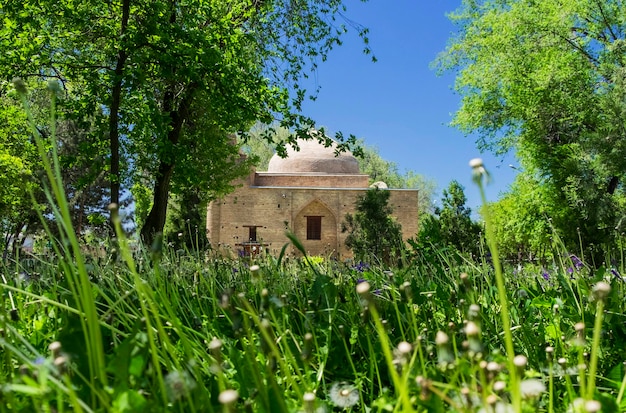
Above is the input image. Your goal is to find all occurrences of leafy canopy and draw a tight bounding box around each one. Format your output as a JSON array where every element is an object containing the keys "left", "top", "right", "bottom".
[{"left": 437, "top": 0, "right": 626, "bottom": 257}]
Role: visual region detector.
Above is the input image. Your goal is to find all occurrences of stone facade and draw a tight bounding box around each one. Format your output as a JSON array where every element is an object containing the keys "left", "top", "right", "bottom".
[{"left": 206, "top": 140, "right": 419, "bottom": 258}]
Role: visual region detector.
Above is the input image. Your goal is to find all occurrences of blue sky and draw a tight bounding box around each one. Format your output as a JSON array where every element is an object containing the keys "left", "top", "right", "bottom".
[{"left": 299, "top": 1, "right": 518, "bottom": 211}]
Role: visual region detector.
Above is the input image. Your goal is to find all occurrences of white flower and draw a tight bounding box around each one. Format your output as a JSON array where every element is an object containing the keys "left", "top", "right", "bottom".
[
  {"left": 519, "top": 379, "right": 545, "bottom": 399},
  {"left": 329, "top": 382, "right": 359, "bottom": 409}
]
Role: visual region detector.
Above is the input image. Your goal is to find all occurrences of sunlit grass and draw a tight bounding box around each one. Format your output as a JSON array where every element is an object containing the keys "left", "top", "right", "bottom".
[{"left": 1, "top": 81, "right": 625, "bottom": 412}]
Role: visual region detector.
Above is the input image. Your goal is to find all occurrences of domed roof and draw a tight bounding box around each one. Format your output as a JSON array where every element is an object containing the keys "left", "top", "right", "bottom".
[
  {"left": 369, "top": 181, "right": 388, "bottom": 189},
  {"left": 267, "top": 139, "right": 360, "bottom": 174}
]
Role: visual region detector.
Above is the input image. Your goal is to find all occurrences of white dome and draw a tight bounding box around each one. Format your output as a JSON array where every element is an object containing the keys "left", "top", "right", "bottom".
[
  {"left": 267, "top": 139, "right": 360, "bottom": 174},
  {"left": 369, "top": 181, "right": 388, "bottom": 189}
]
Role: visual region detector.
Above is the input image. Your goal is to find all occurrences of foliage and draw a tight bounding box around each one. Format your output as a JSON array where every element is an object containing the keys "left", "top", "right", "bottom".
[
  {"left": 489, "top": 172, "right": 555, "bottom": 263},
  {"left": 436, "top": 0, "right": 626, "bottom": 260},
  {"left": 2, "top": 109, "right": 626, "bottom": 411},
  {"left": 342, "top": 188, "right": 404, "bottom": 266},
  {"left": 0, "top": 0, "right": 371, "bottom": 243},
  {"left": 0, "top": 81, "right": 111, "bottom": 256},
  {"left": 417, "top": 180, "right": 482, "bottom": 258}
]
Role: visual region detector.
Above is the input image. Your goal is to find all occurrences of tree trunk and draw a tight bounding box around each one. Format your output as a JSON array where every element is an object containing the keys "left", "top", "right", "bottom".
[
  {"left": 140, "top": 161, "right": 175, "bottom": 245},
  {"left": 139, "top": 84, "right": 197, "bottom": 245}
]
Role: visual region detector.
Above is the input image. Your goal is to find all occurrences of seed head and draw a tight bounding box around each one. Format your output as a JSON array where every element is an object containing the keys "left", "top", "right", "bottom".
[
  {"left": 520, "top": 379, "right": 545, "bottom": 399},
  {"left": 435, "top": 331, "right": 449, "bottom": 346},
  {"left": 465, "top": 321, "right": 480, "bottom": 337},
  {"left": 12, "top": 78, "right": 27, "bottom": 95},
  {"left": 356, "top": 281, "right": 371, "bottom": 295},
  {"left": 49, "top": 341, "right": 62, "bottom": 357},
  {"left": 469, "top": 158, "right": 484, "bottom": 168},
  {"left": 591, "top": 281, "right": 611, "bottom": 301},
  {"left": 218, "top": 389, "right": 239, "bottom": 405},
  {"left": 329, "top": 382, "right": 359, "bottom": 409},
  {"left": 514, "top": 355, "right": 527, "bottom": 368},
  {"left": 584, "top": 400, "right": 602, "bottom": 413},
  {"left": 397, "top": 341, "right": 412, "bottom": 355}
]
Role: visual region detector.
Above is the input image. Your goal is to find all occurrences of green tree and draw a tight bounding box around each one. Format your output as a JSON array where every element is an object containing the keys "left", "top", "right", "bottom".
[
  {"left": 436, "top": 0, "right": 626, "bottom": 259},
  {"left": 489, "top": 172, "right": 554, "bottom": 263},
  {"left": 342, "top": 188, "right": 404, "bottom": 266},
  {"left": 418, "top": 180, "right": 481, "bottom": 257},
  {"left": 2, "top": 0, "right": 370, "bottom": 244}
]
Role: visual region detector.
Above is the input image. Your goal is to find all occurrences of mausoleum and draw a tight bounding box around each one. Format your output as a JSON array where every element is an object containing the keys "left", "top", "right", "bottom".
[{"left": 206, "top": 139, "right": 419, "bottom": 258}]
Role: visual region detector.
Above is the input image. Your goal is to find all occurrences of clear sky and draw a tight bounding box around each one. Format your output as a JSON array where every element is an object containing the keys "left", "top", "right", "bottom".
[{"left": 299, "top": 1, "right": 518, "bottom": 211}]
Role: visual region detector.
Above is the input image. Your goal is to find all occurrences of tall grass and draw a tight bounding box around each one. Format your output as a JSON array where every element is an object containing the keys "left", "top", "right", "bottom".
[{"left": 0, "top": 81, "right": 624, "bottom": 412}]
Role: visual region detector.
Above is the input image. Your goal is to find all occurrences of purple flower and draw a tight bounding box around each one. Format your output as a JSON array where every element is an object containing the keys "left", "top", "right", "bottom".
[
  {"left": 611, "top": 268, "right": 622, "bottom": 280},
  {"left": 567, "top": 267, "right": 574, "bottom": 274},
  {"left": 353, "top": 261, "right": 370, "bottom": 272},
  {"left": 356, "top": 278, "right": 367, "bottom": 284},
  {"left": 570, "top": 254, "right": 583, "bottom": 269},
  {"left": 542, "top": 270, "right": 550, "bottom": 280}
]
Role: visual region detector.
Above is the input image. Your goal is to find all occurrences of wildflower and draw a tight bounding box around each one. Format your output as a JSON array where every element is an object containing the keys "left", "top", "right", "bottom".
[
  {"left": 329, "top": 382, "right": 359, "bottom": 409},
  {"left": 519, "top": 379, "right": 545, "bottom": 399},
  {"left": 611, "top": 268, "right": 622, "bottom": 280},
  {"left": 570, "top": 254, "right": 584, "bottom": 270},
  {"left": 542, "top": 270, "right": 550, "bottom": 281},
  {"left": 353, "top": 261, "right": 369, "bottom": 272}
]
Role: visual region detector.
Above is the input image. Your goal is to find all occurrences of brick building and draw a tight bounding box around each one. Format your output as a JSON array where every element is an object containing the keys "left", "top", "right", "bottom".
[{"left": 206, "top": 139, "right": 419, "bottom": 258}]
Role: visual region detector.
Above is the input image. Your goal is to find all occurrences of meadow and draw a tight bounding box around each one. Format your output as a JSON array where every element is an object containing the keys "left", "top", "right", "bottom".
[
  {"left": 2, "top": 80, "right": 625, "bottom": 413},
  {"left": 1, "top": 220, "right": 625, "bottom": 412}
]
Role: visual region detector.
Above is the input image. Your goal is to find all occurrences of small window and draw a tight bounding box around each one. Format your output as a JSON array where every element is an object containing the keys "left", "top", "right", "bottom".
[
  {"left": 306, "top": 216, "right": 322, "bottom": 240},
  {"left": 243, "top": 225, "right": 260, "bottom": 242},
  {"left": 248, "top": 226, "right": 257, "bottom": 242}
]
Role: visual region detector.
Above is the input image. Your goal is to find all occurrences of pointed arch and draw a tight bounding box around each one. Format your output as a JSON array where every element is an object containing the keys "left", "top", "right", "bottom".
[{"left": 294, "top": 198, "right": 338, "bottom": 256}]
